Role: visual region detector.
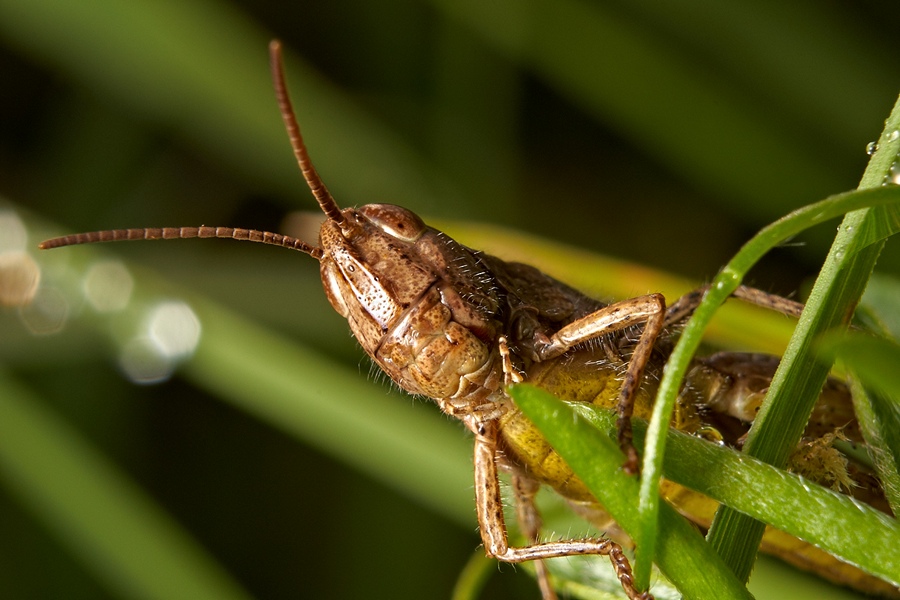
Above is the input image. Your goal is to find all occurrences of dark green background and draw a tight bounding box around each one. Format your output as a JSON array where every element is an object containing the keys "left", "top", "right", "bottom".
[{"left": 1, "top": 0, "right": 898, "bottom": 598}]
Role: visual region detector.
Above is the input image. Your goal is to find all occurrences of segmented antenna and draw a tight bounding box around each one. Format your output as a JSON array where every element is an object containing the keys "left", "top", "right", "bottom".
[
  {"left": 269, "top": 40, "right": 344, "bottom": 225},
  {"left": 39, "top": 226, "right": 323, "bottom": 258}
]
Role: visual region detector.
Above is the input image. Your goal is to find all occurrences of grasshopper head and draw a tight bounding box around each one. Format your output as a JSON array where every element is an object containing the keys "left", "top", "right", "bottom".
[
  {"left": 267, "top": 40, "right": 500, "bottom": 367},
  {"left": 38, "top": 40, "right": 505, "bottom": 409},
  {"left": 316, "top": 203, "right": 435, "bottom": 352}
]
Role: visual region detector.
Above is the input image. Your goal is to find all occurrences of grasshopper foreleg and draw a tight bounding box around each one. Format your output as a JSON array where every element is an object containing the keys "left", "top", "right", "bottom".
[
  {"left": 473, "top": 419, "right": 652, "bottom": 600},
  {"left": 499, "top": 335, "right": 524, "bottom": 385},
  {"left": 533, "top": 294, "right": 667, "bottom": 474}
]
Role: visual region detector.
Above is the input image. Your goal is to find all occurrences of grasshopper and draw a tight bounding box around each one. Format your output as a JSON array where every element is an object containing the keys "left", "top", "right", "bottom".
[{"left": 40, "top": 41, "right": 895, "bottom": 599}]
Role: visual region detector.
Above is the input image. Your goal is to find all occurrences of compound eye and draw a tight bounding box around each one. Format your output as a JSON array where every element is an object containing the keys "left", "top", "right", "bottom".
[{"left": 358, "top": 204, "right": 426, "bottom": 243}]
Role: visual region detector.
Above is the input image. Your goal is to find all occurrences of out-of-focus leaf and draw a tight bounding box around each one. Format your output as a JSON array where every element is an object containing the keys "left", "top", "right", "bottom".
[
  {"left": 818, "top": 333, "right": 900, "bottom": 400},
  {"left": 817, "top": 332, "right": 900, "bottom": 514},
  {"left": 0, "top": 370, "right": 252, "bottom": 600}
]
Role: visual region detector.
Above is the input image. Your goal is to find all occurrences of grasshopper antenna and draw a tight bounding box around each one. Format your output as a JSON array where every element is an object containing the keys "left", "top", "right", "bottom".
[
  {"left": 39, "top": 226, "right": 323, "bottom": 258},
  {"left": 40, "top": 41, "right": 333, "bottom": 259},
  {"left": 269, "top": 40, "right": 343, "bottom": 225}
]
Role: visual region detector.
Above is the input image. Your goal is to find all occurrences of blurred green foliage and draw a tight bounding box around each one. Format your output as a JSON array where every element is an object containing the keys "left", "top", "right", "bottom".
[{"left": 1, "top": 0, "right": 898, "bottom": 598}]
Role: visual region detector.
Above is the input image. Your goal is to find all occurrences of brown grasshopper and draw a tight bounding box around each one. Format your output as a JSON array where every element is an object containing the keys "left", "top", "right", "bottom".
[{"left": 40, "top": 41, "right": 895, "bottom": 599}]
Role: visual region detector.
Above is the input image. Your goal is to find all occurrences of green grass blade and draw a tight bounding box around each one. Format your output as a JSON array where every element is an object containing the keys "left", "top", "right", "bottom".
[
  {"left": 637, "top": 183, "right": 900, "bottom": 582},
  {"left": 702, "top": 95, "right": 900, "bottom": 580},
  {"left": 510, "top": 384, "right": 753, "bottom": 600},
  {"left": 512, "top": 384, "right": 900, "bottom": 596},
  {"left": 576, "top": 401, "right": 900, "bottom": 589}
]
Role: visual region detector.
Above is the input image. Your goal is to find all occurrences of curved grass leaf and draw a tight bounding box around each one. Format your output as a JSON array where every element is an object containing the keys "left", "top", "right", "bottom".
[
  {"left": 701, "top": 94, "right": 900, "bottom": 582},
  {"left": 510, "top": 384, "right": 753, "bottom": 600},
  {"left": 639, "top": 183, "right": 900, "bottom": 584},
  {"left": 511, "top": 383, "right": 900, "bottom": 597}
]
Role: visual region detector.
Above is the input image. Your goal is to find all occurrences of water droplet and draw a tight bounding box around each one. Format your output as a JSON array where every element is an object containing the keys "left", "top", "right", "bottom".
[
  {"left": 887, "top": 161, "right": 900, "bottom": 186},
  {"left": 715, "top": 268, "right": 741, "bottom": 292},
  {"left": 888, "top": 130, "right": 900, "bottom": 143},
  {"left": 866, "top": 141, "right": 878, "bottom": 155}
]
